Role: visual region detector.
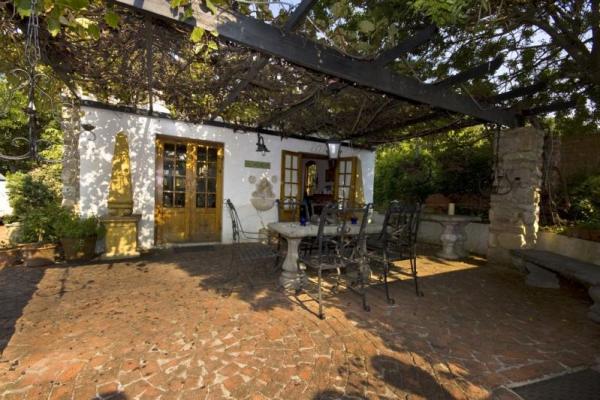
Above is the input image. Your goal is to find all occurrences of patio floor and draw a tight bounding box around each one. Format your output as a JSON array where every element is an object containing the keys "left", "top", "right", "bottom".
[{"left": 0, "top": 244, "right": 599, "bottom": 400}]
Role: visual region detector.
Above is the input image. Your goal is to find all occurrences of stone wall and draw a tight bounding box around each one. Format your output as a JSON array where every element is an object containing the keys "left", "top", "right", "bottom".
[
  {"left": 488, "top": 127, "right": 545, "bottom": 264},
  {"left": 60, "top": 97, "right": 81, "bottom": 211}
]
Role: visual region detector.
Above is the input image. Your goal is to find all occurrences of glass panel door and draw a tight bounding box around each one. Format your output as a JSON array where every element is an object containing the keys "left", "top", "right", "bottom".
[{"left": 280, "top": 151, "right": 301, "bottom": 222}]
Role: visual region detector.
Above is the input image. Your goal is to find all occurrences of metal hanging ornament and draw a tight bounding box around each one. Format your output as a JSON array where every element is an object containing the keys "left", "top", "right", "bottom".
[{"left": 0, "top": 0, "right": 58, "bottom": 163}]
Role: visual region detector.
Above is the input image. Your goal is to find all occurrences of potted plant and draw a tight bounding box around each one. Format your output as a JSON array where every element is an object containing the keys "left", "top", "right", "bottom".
[
  {"left": 18, "top": 205, "right": 60, "bottom": 267},
  {"left": 54, "top": 210, "right": 105, "bottom": 261},
  {"left": 0, "top": 240, "right": 21, "bottom": 267}
]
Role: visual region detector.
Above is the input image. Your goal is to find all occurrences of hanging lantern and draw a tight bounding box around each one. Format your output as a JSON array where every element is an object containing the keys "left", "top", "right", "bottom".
[
  {"left": 326, "top": 140, "right": 341, "bottom": 160},
  {"left": 256, "top": 133, "right": 270, "bottom": 156}
]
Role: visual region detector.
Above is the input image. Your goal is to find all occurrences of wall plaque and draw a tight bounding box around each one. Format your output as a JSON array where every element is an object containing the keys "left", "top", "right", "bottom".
[{"left": 244, "top": 160, "right": 271, "bottom": 169}]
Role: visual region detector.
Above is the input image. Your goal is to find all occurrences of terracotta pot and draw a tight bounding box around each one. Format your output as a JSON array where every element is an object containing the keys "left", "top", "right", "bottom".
[
  {"left": 0, "top": 247, "right": 21, "bottom": 267},
  {"left": 19, "top": 243, "right": 57, "bottom": 267},
  {"left": 61, "top": 236, "right": 97, "bottom": 261}
]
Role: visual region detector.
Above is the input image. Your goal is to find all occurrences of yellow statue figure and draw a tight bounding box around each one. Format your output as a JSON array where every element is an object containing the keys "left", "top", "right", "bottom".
[
  {"left": 107, "top": 132, "right": 134, "bottom": 216},
  {"left": 101, "top": 132, "right": 140, "bottom": 259}
]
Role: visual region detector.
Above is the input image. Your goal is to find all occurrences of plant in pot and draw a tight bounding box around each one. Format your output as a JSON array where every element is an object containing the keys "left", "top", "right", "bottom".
[
  {"left": 18, "top": 205, "right": 60, "bottom": 267},
  {"left": 0, "top": 240, "right": 21, "bottom": 268},
  {"left": 54, "top": 210, "right": 105, "bottom": 261}
]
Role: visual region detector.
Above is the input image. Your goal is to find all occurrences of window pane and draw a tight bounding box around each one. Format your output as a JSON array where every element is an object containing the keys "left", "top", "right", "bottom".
[
  {"left": 292, "top": 156, "right": 298, "bottom": 169},
  {"left": 197, "top": 146, "right": 207, "bottom": 161},
  {"left": 163, "top": 192, "right": 173, "bottom": 207},
  {"left": 196, "top": 193, "right": 205, "bottom": 208},
  {"left": 163, "top": 160, "right": 174, "bottom": 176},
  {"left": 291, "top": 170, "right": 297, "bottom": 183},
  {"left": 196, "top": 178, "right": 206, "bottom": 193},
  {"left": 285, "top": 169, "right": 291, "bottom": 183},
  {"left": 207, "top": 163, "right": 217, "bottom": 178},
  {"left": 163, "top": 176, "right": 173, "bottom": 191},
  {"left": 175, "top": 177, "right": 186, "bottom": 190},
  {"left": 176, "top": 161, "right": 186, "bottom": 176},
  {"left": 197, "top": 162, "right": 207, "bottom": 178},
  {"left": 207, "top": 194, "right": 216, "bottom": 208},
  {"left": 285, "top": 155, "right": 291, "bottom": 168},
  {"left": 207, "top": 147, "right": 218, "bottom": 161},
  {"left": 285, "top": 184, "right": 291, "bottom": 196},
  {"left": 344, "top": 174, "right": 351, "bottom": 186},
  {"left": 207, "top": 178, "right": 216, "bottom": 193},
  {"left": 291, "top": 185, "right": 297, "bottom": 196},
  {"left": 177, "top": 144, "right": 186, "bottom": 160},
  {"left": 174, "top": 193, "right": 185, "bottom": 208},
  {"left": 339, "top": 175, "right": 345, "bottom": 185},
  {"left": 164, "top": 143, "right": 175, "bottom": 158}
]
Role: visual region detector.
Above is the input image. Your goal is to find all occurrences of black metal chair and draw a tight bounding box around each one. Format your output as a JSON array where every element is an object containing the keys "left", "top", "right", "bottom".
[
  {"left": 366, "top": 201, "right": 423, "bottom": 304},
  {"left": 296, "top": 203, "right": 372, "bottom": 319},
  {"left": 225, "top": 199, "right": 280, "bottom": 266}
]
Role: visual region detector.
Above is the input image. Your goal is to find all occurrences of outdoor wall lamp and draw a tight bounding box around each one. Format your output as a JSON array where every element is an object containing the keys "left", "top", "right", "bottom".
[
  {"left": 256, "top": 133, "right": 270, "bottom": 156},
  {"left": 326, "top": 140, "right": 341, "bottom": 160}
]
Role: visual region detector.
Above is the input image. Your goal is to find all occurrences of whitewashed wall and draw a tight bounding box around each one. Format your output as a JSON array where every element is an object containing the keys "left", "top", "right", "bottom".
[{"left": 79, "top": 106, "right": 375, "bottom": 249}]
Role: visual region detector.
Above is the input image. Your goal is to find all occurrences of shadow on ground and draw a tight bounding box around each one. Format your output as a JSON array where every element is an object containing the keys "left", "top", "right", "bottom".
[{"left": 0, "top": 265, "right": 44, "bottom": 356}]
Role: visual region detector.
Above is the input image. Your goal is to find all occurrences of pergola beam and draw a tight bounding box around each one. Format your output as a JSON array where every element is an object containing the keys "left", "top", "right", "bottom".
[
  {"left": 489, "top": 81, "right": 547, "bottom": 103},
  {"left": 114, "top": 0, "right": 519, "bottom": 127},
  {"left": 375, "top": 25, "right": 437, "bottom": 66},
  {"left": 212, "top": 0, "right": 317, "bottom": 118},
  {"left": 434, "top": 56, "right": 504, "bottom": 88},
  {"left": 521, "top": 98, "right": 577, "bottom": 116}
]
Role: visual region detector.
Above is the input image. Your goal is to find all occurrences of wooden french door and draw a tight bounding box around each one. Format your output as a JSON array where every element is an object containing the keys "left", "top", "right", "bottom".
[
  {"left": 279, "top": 151, "right": 302, "bottom": 222},
  {"left": 155, "top": 137, "right": 223, "bottom": 244},
  {"left": 334, "top": 156, "right": 357, "bottom": 208}
]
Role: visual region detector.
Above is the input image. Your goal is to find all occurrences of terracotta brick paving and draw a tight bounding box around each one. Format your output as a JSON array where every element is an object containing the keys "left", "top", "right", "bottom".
[{"left": 0, "top": 245, "right": 599, "bottom": 399}]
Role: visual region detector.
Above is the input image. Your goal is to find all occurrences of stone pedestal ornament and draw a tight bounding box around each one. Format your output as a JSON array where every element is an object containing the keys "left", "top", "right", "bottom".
[
  {"left": 101, "top": 132, "right": 140, "bottom": 259},
  {"left": 423, "top": 214, "right": 480, "bottom": 260}
]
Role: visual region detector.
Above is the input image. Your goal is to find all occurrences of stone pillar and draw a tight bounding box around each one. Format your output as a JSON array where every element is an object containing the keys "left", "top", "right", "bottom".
[
  {"left": 60, "top": 97, "right": 81, "bottom": 211},
  {"left": 488, "top": 127, "right": 545, "bottom": 264}
]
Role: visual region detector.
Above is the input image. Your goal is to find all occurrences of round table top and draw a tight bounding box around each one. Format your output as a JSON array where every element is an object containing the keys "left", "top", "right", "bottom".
[{"left": 422, "top": 213, "right": 481, "bottom": 223}]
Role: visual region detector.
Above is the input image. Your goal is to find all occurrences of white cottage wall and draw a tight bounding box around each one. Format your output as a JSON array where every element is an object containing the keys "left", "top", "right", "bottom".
[{"left": 79, "top": 106, "right": 375, "bottom": 249}]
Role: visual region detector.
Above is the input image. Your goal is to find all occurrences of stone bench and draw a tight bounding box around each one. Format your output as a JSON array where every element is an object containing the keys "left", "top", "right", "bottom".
[{"left": 511, "top": 249, "right": 600, "bottom": 323}]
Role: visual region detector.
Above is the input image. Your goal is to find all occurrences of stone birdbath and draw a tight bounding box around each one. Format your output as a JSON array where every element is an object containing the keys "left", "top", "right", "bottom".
[{"left": 423, "top": 213, "right": 481, "bottom": 260}]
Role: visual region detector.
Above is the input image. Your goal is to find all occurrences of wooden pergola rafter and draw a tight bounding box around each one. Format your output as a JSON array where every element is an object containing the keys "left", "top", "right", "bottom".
[{"left": 114, "top": 0, "right": 520, "bottom": 128}]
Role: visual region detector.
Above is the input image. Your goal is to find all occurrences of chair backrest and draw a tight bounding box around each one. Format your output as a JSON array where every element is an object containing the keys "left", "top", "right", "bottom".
[
  {"left": 339, "top": 203, "right": 373, "bottom": 260},
  {"left": 381, "top": 201, "right": 421, "bottom": 249},
  {"left": 225, "top": 198, "right": 242, "bottom": 243}
]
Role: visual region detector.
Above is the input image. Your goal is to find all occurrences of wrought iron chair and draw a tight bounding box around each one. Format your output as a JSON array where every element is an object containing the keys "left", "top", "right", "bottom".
[
  {"left": 225, "top": 199, "right": 280, "bottom": 266},
  {"left": 366, "top": 201, "right": 423, "bottom": 304},
  {"left": 296, "top": 203, "right": 372, "bottom": 319}
]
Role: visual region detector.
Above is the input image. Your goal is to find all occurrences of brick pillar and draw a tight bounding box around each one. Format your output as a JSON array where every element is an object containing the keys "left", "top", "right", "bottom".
[
  {"left": 60, "top": 97, "right": 81, "bottom": 211},
  {"left": 488, "top": 127, "right": 545, "bottom": 264}
]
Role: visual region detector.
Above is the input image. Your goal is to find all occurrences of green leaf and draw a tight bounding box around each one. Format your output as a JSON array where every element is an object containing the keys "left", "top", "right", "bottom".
[
  {"left": 47, "top": 18, "right": 61, "bottom": 36},
  {"left": 14, "top": 0, "right": 32, "bottom": 17},
  {"left": 205, "top": 0, "right": 217, "bottom": 14},
  {"left": 87, "top": 23, "right": 100, "bottom": 39},
  {"left": 104, "top": 11, "right": 119, "bottom": 29},
  {"left": 358, "top": 20, "right": 375, "bottom": 33},
  {"left": 190, "top": 26, "right": 205, "bottom": 43},
  {"left": 207, "top": 40, "right": 218, "bottom": 50}
]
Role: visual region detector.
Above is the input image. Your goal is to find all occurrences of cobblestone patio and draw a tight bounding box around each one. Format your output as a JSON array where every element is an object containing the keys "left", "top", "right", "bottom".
[{"left": 1, "top": 245, "right": 599, "bottom": 399}]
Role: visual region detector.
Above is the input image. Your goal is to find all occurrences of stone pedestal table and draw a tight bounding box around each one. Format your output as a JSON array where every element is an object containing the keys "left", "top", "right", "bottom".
[
  {"left": 423, "top": 214, "right": 481, "bottom": 260},
  {"left": 267, "top": 221, "right": 383, "bottom": 291}
]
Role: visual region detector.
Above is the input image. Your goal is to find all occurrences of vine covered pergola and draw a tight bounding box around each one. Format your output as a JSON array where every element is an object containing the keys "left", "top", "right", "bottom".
[{"left": 1, "top": 0, "right": 590, "bottom": 146}]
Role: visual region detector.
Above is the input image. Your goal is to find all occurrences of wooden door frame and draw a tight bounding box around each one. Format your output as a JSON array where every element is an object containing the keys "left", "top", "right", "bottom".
[
  {"left": 333, "top": 156, "right": 358, "bottom": 208},
  {"left": 155, "top": 135, "right": 224, "bottom": 244}
]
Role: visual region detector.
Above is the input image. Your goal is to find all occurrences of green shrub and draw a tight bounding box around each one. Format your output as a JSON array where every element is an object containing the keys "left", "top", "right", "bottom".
[
  {"left": 54, "top": 209, "right": 105, "bottom": 239},
  {"left": 569, "top": 174, "right": 600, "bottom": 223},
  {"left": 19, "top": 204, "right": 62, "bottom": 243},
  {"left": 6, "top": 168, "right": 60, "bottom": 218}
]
